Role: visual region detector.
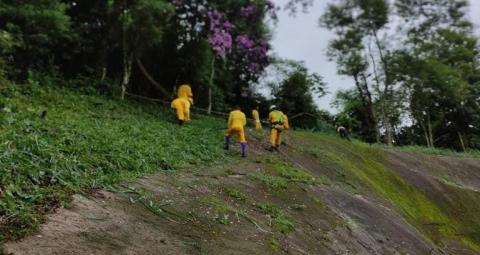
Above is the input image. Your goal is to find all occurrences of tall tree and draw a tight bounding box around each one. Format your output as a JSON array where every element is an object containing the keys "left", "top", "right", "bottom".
[
  {"left": 0, "top": 0, "right": 72, "bottom": 77},
  {"left": 118, "top": 0, "right": 173, "bottom": 99},
  {"left": 394, "top": 0, "right": 480, "bottom": 150},
  {"left": 270, "top": 60, "right": 327, "bottom": 129},
  {"left": 321, "top": 1, "right": 391, "bottom": 143}
]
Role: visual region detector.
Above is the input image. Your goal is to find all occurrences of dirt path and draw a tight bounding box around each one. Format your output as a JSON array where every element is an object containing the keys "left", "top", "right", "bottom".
[{"left": 3, "top": 133, "right": 480, "bottom": 254}]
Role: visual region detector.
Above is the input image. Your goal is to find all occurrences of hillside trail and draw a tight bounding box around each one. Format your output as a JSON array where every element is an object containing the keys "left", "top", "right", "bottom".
[{"left": 3, "top": 129, "right": 480, "bottom": 255}]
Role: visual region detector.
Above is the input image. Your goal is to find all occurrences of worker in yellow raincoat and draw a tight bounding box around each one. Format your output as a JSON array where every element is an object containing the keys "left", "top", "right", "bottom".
[
  {"left": 268, "top": 105, "right": 286, "bottom": 151},
  {"left": 224, "top": 105, "right": 247, "bottom": 157},
  {"left": 177, "top": 84, "right": 193, "bottom": 121},
  {"left": 252, "top": 106, "right": 262, "bottom": 130},
  {"left": 171, "top": 97, "right": 189, "bottom": 126},
  {"left": 281, "top": 113, "right": 290, "bottom": 145}
]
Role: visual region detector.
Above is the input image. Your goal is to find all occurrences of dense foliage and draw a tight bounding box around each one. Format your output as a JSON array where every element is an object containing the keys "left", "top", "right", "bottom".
[
  {"left": 322, "top": 0, "right": 480, "bottom": 150},
  {"left": 0, "top": 0, "right": 277, "bottom": 110},
  {"left": 268, "top": 60, "right": 332, "bottom": 130},
  {"left": 2, "top": 0, "right": 479, "bottom": 148}
]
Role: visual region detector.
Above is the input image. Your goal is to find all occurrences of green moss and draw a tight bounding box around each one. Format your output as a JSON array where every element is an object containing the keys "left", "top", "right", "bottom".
[{"left": 295, "top": 131, "right": 480, "bottom": 251}]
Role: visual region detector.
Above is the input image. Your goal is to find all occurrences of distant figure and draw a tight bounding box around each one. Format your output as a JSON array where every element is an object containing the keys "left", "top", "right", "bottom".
[
  {"left": 281, "top": 113, "right": 290, "bottom": 145},
  {"left": 177, "top": 84, "right": 193, "bottom": 121},
  {"left": 225, "top": 105, "right": 248, "bottom": 158},
  {"left": 337, "top": 126, "right": 351, "bottom": 141},
  {"left": 252, "top": 106, "right": 262, "bottom": 130},
  {"left": 171, "top": 97, "right": 189, "bottom": 126},
  {"left": 268, "top": 105, "right": 286, "bottom": 151}
]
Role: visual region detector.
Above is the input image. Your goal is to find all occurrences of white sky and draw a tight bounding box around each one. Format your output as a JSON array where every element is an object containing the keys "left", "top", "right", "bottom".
[{"left": 271, "top": 0, "right": 480, "bottom": 113}]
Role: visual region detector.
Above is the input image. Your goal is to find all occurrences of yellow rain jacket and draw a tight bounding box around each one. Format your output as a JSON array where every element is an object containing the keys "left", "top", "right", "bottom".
[
  {"left": 184, "top": 100, "right": 191, "bottom": 121},
  {"left": 225, "top": 110, "right": 247, "bottom": 143},
  {"left": 177, "top": 84, "right": 193, "bottom": 104},
  {"left": 283, "top": 114, "right": 290, "bottom": 130},
  {"left": 171, "top": 98, "right": 189, "bottom": 121},
  {"left": 252, "top": 109, "right": 262, "bottom": 129},
  {"left": 268, "top": 110, "right": 285, "bottom": 146}
]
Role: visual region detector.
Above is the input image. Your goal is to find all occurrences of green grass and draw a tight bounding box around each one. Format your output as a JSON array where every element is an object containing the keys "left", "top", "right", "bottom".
[
  {"left": 373, "top": 144, "right": 480, "bottom": 159},
  {"left": 250, "top": 158, "right": 327, "bottom": 191},
  {"left": 223, "top": 186, "right": 247, "bottom": 202},
  {"left": 256, "top": 202, "right": 295, "bottom": 234},
  {"left": 295, "top": 131, "right": 480, "bottom": 251},
  {"left": 0, "top": 82, "right": 228, "bottom": 241},
  {"left": 251, "top": 173, "right": 289, "bottom": 190},
  {"left": 271, "top": 163, "right": 322, "bottom": 186}
]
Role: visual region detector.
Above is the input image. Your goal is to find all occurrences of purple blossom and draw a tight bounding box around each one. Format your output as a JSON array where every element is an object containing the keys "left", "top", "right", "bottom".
[
  {"left": 240, "top": 5, "right": 257, "bottom": 17},
  {"left": 208, "top": 31, "right": 232, "bottom": 57},
  {"left": 207, "top": 9, "right": 234, "bottom": 58},
  {"left": 266, "top": 0, "right": 275, "bottom": 10},
  {"left": 236, "top": 35, "right": 255, "bottom": 50},
  {"left": 233, "top": 34, "right": 271, "bottom": 81}
]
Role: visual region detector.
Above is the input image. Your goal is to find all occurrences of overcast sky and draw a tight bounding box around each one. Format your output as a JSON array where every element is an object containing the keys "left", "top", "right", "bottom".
[{"left": 271, "top": 0, "right": 480, "bottom": 113}]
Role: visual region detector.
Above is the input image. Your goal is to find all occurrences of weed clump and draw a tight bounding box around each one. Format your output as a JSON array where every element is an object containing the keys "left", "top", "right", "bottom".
[{"left": 256, "top": 202, "right": 295, "bottom": 234}]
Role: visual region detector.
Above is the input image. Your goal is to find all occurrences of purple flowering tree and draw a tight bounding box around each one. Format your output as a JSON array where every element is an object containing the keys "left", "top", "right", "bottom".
[
  {"left": 172, "top": 0, "right": 274, "bottom": 110},
  {"left": 205, "top": 9, "right": 234, "bottom": 113}
]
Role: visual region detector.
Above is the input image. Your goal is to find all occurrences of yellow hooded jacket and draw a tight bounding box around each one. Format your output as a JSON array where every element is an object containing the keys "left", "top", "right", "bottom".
[
  {"left": 283, "top": 114, "right": 290, "bottom": 130},
  {"left": 268, "top": 110, "right": 285, "bottom": 130},
  {"left": 252, "top": 109, "right": 262, "bottom": 129},
  {"left": 177, "top": 84, "right": 193, "bottom": 104},
  {"left": 171, "top": 98, "right": 189, "bottom": 121},
  {"left": 225, "top": 110, "right": 247, "bottom": 143}
]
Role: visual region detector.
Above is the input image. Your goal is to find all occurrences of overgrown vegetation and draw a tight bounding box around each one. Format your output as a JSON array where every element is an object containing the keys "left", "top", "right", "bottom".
[{"left": 0, "top": 82, "right": 227, "bottom": 241}]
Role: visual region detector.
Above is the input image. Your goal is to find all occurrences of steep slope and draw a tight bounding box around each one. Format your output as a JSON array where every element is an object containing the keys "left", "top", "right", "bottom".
[
  {"left": 2, "top": 85, "right": 480, "bottom": 254},
  {"left": 0, "top": 83, "right": 227, "bottom": 241},
  {"left": 286, "top": 133, "right": 480, "bottom": 254}
]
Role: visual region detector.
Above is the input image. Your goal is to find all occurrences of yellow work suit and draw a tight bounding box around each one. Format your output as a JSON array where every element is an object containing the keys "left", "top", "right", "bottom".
[
  {"left": 225, "top": 110, "right": 247, "bottom": 144},
  {"left": 171, "top": 98, "right": 189, "bottom": 121},
  {"left": 252, "top": 109, "right": 262, "bottom": 129},
  {"left": 269, "top": 110, "right": 285, "bottom": 147},
  {"left": 283, "top": 114, "right": 290, "bottom": 130},
  {"left": 177, "top": 84, "right": 194, "bottom": 105},
  {"left": 184, "top": 100, "right": 191, "bottom": 121}
]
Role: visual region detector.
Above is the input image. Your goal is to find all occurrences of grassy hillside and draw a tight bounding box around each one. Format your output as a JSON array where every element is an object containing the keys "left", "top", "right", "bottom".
[
  {"left": 0, "top": 82, "right": 229, "bottom": 241},
  {"left": 2, "top": 82, "right": 480, "bottom": 254},
  {"left": 292, "top": 132, "right": 480, "bottom": 252}
]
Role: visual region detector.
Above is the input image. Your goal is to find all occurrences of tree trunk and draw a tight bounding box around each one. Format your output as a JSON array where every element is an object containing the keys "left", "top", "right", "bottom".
[
  {"left": 120, "top": 24, "right": 131, "bottom": 100},
  {"left": 418, "top": 118, "right": 431, "bottom": 147},
  {"left": 100, "top": 67, "right": 107, "bottom": 81},
  {"left": 136, "top": 59, "right": 169, "bottom": 97},
  {"left": 386, "top": 122, "right": 393, "bottom": 145},
  {"left": 458, "top": 131, "right": 466, "bottom": 152},
  {"left": 427, "top": 113, "right": 434, "bottom": 148},
  {"left": 207, "top": 57, "right": 216, "bottom": 115},
  {"left": 424, "top": 128, "right": 431, "bottom": 148},
  {"left": 121, "top": 58, "right": 132, "bottom": 100},
  {"left": 353, "top": 73, "right": 380, "bottom": 143}
]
